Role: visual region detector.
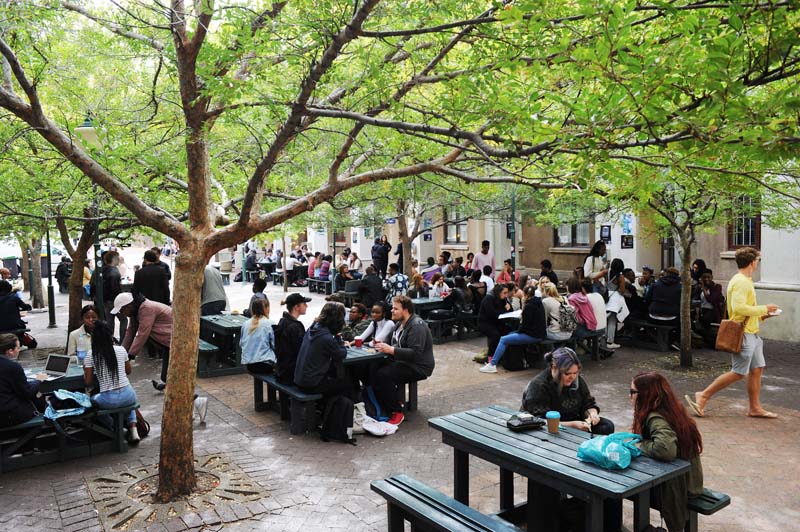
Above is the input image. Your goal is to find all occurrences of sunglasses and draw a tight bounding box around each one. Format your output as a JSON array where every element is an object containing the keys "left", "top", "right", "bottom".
[{"left": 629, "top": 389, "right": 638, "bottom": 397}]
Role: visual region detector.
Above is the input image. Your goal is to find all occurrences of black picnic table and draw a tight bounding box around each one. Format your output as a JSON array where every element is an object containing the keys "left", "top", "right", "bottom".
[
  {"left": 429, "top": 405, "right": 690, "bottom": 532},
  {"left": 410, "top": 297, "right": 449, "bottom": 319},
  {"left": 26, "top": 364, "right": 88, "bottom": 394},
  {"left": 200, "top": 314, "right": 249, "bottom": 375}
]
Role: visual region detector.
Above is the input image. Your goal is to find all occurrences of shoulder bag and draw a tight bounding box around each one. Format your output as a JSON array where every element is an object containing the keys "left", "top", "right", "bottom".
[{"left": 715, "top": 317, "right": 749, "bottom": 353}]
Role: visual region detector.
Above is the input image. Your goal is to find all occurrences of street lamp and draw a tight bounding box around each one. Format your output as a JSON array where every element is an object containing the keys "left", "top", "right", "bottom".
[{"left": 75, "top": 115, "right": 105, "bottom": 320}]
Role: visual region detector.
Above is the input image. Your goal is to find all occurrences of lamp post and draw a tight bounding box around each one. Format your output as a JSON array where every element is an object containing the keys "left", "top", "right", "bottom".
[
  {"left": 509, "top": 186, "right": 516, "bottom": 275},
  {"left": 75, "top": 115, "right": 104, "bottom": 319},
  {"left": 45, "top": 218, "right": 57, "bottom": 328}
]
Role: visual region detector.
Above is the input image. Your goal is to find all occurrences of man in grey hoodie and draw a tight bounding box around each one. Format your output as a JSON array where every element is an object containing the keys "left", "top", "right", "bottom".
[{"left": 373, "top": 296, "right": 434, "bottom": 425}]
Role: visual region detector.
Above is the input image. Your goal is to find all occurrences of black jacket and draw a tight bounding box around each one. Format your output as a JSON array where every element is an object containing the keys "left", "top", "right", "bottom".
[
  {"left": 478, "top": 295, "right": 508, "bottom": 331},
  {"left": 521, "top": 369, "right": 599, "bottom": 421},
  {"left": 55, "top": 262, "right": 72, "bottom": 284},
  {"left": 0, "top": 355, "right": 41, "bottom": 428},
  {"left": 359, "top": 273, "right": 385, "bottom": 308},
  {"left": 294, "top": 323, "right": 347, "bottom": 389},
  {"left": 371, "top": 243, "right": 390, "bottom": 266},
  {"left": 92, "top": 264, "right": 121, "bottom": 303},
  {"left": 518, "top": 297, "right": 547, "bottom": 339},
  {"left": 133, "top": 263, "right": 171, "bottom": 305},
  {"left": 275, "top": 312, "right": 306, "bottom": 384},
  {"left": 0, "top": 293, "right": 31, "bottom": 332},
  {"left": 646, "top": 274, "right": 681, "bottom": 317},
  {"left": 391, "top": 314, "right": 435, "bottom": 377}
]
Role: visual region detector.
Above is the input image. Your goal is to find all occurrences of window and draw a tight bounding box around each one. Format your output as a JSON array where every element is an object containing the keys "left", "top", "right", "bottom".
[
  {"left": 728, "top": 196, "right": 761, "bottom": 249},
  {"left": 554, "top": 222, "right": 591, "bottom": 247},
  {"left": 444, "top": 209, "right": 468, "bottom": 243}
]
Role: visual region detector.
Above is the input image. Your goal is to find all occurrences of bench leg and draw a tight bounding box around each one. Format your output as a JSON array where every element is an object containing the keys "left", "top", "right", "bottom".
[
  {"left": 590, "top": 335, "right": 600, "bottom": 361},
  {"left": 408, "top": 381, "right": 418, "bottom": 412},
  {"left": 387, "top": 503, "right": 405, "bottom": 532},
  {"left": 454, "top": 448, "right": 469, "bottom": 505},
  {"left": 633, "top": 489, "right": 650, "bottom": 532},
  {"left": 267, "top": 383, "right": 278, "bottom": 407},
  {"left": 656, "top": 329, "right": 671, "bottom": 351},
  {"left": 500, "top": 468, "right": 514, "bottom": 510},
  {"left": 253, "top": 378, "right": 265, "bottom": 411},
  {"left": 288, "top": 398, "right": 307, "bottom": 435},
  {"left": 279, "top": 393, "right": 291, "bottom": 421},
  {"left": 684, "top": 511, "right": 698, "bottom": 532},
  {"left": 304, "top": 402, "right": 317, "bottom": 434}
]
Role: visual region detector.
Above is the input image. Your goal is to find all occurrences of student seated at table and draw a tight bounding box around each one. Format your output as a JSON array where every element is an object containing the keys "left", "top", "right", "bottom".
[
  {"left": 467, "top": 269, "right": 487, "bottom": 312},
  {"left": 240, "top": 299, "right": 277, "bottom": 374},
  {"left": 646, "top": 267, "right": 681, "bottom": 328},
  {"left": 318, "top": 255, "right": 333, "bottom": 281},
  {"left": 84, "top": 321, "right": 140, "bottom": 443},
  {"left": 243, "top": 277, "right": 268, "bottom": 318},
  {"left": 294, "top": 302, "right": 351, "bottom": 398},
  {"left": 67, "top": 304, "right": 99, "bottom": 356},
  {"left": 429, "top": 273, "right": 448, "bottom": 298},
  {"left": 443, "top": 276, "right": 469, "bottom": 313},
  {"left": 480, "top": 265, "right": 495, "bottom": 292},
  {"left": 406, "top": 274, "right": 429, "bottom": 299},
  {"left": 334, "top": 263, "right": 353, "bottom": 292},
  {"left": 480, "top": 286, "right": 545, "bottom": 374},
  {"left": 0, "top": 333, "right": 47, "bottom": 428},
  {"left": 540, "top": 284, "right": 574, "bottom": 341},
  {"left": 477, "top": 284, "right": 513, "bottom": 362},
  {"left": 630, "top": 372, "right": 704, "bottom": 532},
  {"left": 495, "top": 259, "right": 520, "bottom": 285},
  {"left": 521, "top": 347, "right": 614, "bottom": 435},
  {"left": 347, "top": 252, "right": 363, "bottom": 279},
  {"left": 274, "top": 293, "right": 310, "bottom": 384},
  {"left": 341, "top": 303, "right": 370, "bottom": 342},
  {"left": 372, "top": 296, "right": 435, "bottom": 425},
  {"left": 692, "top": 269, "right": 724, "bottom": 347},
  {"left": 0, "top": 280, "right": 32, "bottom": 338},
  {"left": 357, "top": 303, "right": 396, "bottom": 345}
]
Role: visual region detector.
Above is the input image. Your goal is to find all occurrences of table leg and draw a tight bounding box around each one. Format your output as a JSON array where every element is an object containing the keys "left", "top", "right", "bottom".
[
  {"left": 584, "top": 494, "right": 603, "bottom": 532},
  {"left": 454, "top": 449, "right": 469, "bottom": 505},
  {"left": 500, "top": 468, "right": 514, "bottom": 510},
  {"left": 387, "top": 503, "right": 404, "bottom": 532},
  {"left": 527, "top": 479, "right": 560, "bottom": 532},
  {"left": 633, "top": 489, "right": 651, "bottom": 532}
]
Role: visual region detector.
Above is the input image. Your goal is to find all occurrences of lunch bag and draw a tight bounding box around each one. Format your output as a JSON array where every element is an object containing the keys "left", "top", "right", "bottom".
[{"left": 577, "top": 432, "right": 642, "bottom": 470}]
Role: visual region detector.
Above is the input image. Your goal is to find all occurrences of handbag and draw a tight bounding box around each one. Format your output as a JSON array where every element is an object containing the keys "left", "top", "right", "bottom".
[
  {"left": 715, "top": 317, "right": 748, "bottom": 353},
  {"left": 506, "top": 412, "right": 546, "bottom": 432},
  {"left": 135, "top": 409, "right": 150, "bottom": 438}
]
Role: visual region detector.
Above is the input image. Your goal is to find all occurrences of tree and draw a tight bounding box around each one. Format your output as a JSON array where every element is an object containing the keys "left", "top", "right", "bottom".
[{"left": 1, "top": 0, "right": 798, "bottom": 500}]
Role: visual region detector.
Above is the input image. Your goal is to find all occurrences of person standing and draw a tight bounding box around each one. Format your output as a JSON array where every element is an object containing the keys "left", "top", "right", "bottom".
[
  {"left": 470, "top": 240, "right": 495, "bottom": 279},
  {"left": 373, "top": 296, "right": 435, "bottom": 425},
  {"left": 133, "top": 250, "right": 171, "bottom": 305},
  {"left": 686, "top": 247, "right": 780, "bottom": 419},
  {"left": 583, "top": 240, "right": 608, "bottom": 295},
  {"left": 96, "top": 250, "right": 127, "bottom": 340},
  {"left": 201, "top": 264, "right": 228, "bottom": 316},
  {"left": 151, "top": 246, "right": 172, "bottom": 280},
  {"left": 371, "top": 237, "right": 390, "bottom": 278},
  {"left": 55, "top": 257, "right": 72, "bottom": 294}
]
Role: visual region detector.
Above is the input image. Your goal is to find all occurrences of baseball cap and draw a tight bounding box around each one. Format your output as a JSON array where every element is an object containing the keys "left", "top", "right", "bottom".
[
  {"left": 110, "top": 292, "right": 134, "bottom": 314},
  {"left": 284, "top": 293, "right": 312, "bottom": 308},
  {"left": 641, "top": 265, "right": 654, "bottom": 273}
]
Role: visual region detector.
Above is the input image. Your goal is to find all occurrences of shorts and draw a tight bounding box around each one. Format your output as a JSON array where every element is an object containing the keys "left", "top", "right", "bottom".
[{"left": 731, "top": 333, "right": 765, "bottom": 375}]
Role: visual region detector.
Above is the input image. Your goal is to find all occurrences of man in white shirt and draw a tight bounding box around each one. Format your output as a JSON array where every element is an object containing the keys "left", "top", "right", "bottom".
[
  {"left": 471, "top": 240, "right": 495, "bottom": 278},
  {"left": 480, "top": 265, "right": 495, "bottom": 292}
]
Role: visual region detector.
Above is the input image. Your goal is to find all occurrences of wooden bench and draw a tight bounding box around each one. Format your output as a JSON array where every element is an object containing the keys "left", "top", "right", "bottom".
[
  {"left": 619, "top": 318, "right": 676, "bottom": 352},
  {"left": 457, "top": 311, "right": 482, "bottom": 340},
  {"left": 270, "top": 271, "right": 282, "bottom": 286},
  {"left": 308, "top": 277, "right": 333, "bottom": 295},
  {"left": 685, "top": 488, "right": 730, "bottom": 532},
  {"left": 398, "top": 379, "right": 422, "bottom": 412},
  {"left": 0, "top": 403, "right": 138, "bottom": 474},
  {"left": 371, "top": 474, "right": 522, "bottom": 532},
  {"left": 252, "top": 373, "right": 322, "bottom": 435}
]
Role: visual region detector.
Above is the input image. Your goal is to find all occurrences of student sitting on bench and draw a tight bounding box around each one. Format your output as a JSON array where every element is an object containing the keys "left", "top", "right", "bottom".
[
  {"left": 84, "top": 321, "right": 141, "bottom": 443},
  {"left": 0, "top": 333, "right": 47, "bottom": 428},
  {"left": 240, "top": 298, "right": 276, "bottom": 374}
]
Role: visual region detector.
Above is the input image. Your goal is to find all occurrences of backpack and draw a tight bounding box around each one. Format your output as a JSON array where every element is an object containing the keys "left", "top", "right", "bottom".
[
  {"left": 499, "top": 345, "right": 528, "bottom": 371},
  {"left": 558, "top": 300, "right": 579, "bottom": 333},
  {"left": 320, "top": 395, "right": 355, "bottom": 444}
]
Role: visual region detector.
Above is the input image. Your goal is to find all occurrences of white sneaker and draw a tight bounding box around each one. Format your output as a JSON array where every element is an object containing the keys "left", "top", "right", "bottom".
[
  {"left": 606, "top": 343, "right": 621, "bottom": 349},
  {"left": 479, "top": 363, "right": 497, "bottom": 374}
]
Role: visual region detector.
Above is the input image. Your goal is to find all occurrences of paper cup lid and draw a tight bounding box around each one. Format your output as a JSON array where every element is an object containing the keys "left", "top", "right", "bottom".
[{"left": 545, "top": 411, "right": 561, "bottom": 419}]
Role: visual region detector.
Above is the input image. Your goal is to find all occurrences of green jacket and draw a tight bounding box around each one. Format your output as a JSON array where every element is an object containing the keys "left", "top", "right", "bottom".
[{"left": 638, "top": 413, "right": 704, "bottom": 532}]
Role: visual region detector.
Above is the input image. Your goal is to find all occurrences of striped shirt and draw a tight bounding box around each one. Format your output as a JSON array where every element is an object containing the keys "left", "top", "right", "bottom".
[{"left": 85, "top": 346, "right": 131, "bottom": 392}]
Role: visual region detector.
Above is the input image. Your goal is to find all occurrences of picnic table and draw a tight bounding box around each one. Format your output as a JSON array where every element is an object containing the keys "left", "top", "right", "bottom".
[
  {"left": 26, "top": 364, "right": 88, "bottom": 394},
  {"left": 410, "top": 297, "right": 449, "bottom": 319},
  {"left": 429, "top": 405, "right": 690, "bottom": 532},
  {"left": 344, "top": 345, "right": 386, "bottom": 366},
  {"left": 200, "top": 313, "right": 248, "bottom": 376}
]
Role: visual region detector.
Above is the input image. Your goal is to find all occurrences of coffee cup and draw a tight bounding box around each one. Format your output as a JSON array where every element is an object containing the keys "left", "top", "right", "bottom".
[
  {"left": 354, "top": 338, "right": 363, "bottom": 348},
  {"left": 545, "top": 411, "right": 561, "bottom": 434}
]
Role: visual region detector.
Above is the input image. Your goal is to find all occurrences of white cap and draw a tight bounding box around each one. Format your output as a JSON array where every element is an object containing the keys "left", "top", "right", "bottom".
[{"left": 110, "top": 292, "right": 134, "bottom": 314}]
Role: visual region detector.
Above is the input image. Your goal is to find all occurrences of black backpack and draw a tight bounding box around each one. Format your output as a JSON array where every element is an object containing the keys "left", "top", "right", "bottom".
[{"left": 320, "top": 395, "right": 355, "bottom": 444}]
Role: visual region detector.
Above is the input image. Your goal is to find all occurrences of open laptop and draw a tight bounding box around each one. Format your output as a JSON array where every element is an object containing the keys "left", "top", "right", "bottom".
[{"left": 39, "top": 354, "right": 72, "bottom": 380}]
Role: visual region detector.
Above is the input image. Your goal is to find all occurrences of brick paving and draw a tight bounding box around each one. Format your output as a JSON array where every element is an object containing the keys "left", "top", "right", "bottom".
[{"left": 3, "top": 281, "right": 798, "bottom": 531}]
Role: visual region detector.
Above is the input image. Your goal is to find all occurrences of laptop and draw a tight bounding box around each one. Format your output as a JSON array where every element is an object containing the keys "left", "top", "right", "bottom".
[
  {"left": 40, "top": 354, "right": 72, "bottom": 380},
  {"left": 344, "top": 280, "right": 361, "bottom": 293}
]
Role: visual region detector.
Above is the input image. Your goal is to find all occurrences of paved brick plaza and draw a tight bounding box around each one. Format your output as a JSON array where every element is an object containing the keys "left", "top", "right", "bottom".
[{"left": 1, "top": 282, "right": 797, "bottom": 531}]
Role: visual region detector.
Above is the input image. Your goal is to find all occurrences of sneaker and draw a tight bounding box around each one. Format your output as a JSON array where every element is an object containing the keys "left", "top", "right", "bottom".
[
  {"left": 479, "top": 363, "right": 497, "bottom": 374},
  {"left": 606, "top": 343, "right": 621, "bottom": 349},
  {"left": 387, "top": 412, "right": 405, "bottom": 426},
  {"left": 127, "top": 426, "right": 141, "bottom": 443},
  {"left": 151, "top": 380, "right": 166, "bottom": 391},
  {"left": 671, "top": 343, "right": 681, "bottom": 351}
]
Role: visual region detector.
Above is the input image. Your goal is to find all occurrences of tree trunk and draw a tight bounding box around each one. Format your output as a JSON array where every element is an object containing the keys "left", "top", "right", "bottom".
[
  {"left": 396, "top": 208, "right": 414, "bottom": 278},
  {"left": 155, "top": 244, "right": 205, "bottom": 501},
  {"left": 63, "top": 218, "right": 95, "bottom": 333},
  {"left": 675, "top": 231, "right": 694, "bottom": 367},
  {"left": 30, "top": 238, "right": 44, "bottom": 309},
  {"left": 16, "top": 236, "right": 29, "bottom": 293}
]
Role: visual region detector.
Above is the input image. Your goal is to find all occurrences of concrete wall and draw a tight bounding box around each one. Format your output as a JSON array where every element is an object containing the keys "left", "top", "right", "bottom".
[{"left": 755, "top": 225, "right": 800, "bottom": 342}]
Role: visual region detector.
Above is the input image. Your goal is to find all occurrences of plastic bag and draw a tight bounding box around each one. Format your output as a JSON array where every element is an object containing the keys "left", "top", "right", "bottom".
[{"left": 577, "top": 432, "right": 642, "bottom": 470}]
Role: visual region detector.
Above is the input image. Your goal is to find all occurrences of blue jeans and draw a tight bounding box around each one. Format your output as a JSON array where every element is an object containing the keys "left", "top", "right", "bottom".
[
  {"left": 92, "top": 384, "right": 137, "bottom": 425},
  {"left": 491, "top": 332, "right": 541, "bottom": 366}
]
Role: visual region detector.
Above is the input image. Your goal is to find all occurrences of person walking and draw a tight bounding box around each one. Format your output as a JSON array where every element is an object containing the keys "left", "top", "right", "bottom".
[{"left": 686, "top": 247, "right": 780, "bottom": 419}]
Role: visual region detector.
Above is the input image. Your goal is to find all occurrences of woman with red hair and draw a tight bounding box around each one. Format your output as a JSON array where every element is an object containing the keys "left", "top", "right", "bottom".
[{"left": 630, "top": 372, "right": 704, "bottom": 531}]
